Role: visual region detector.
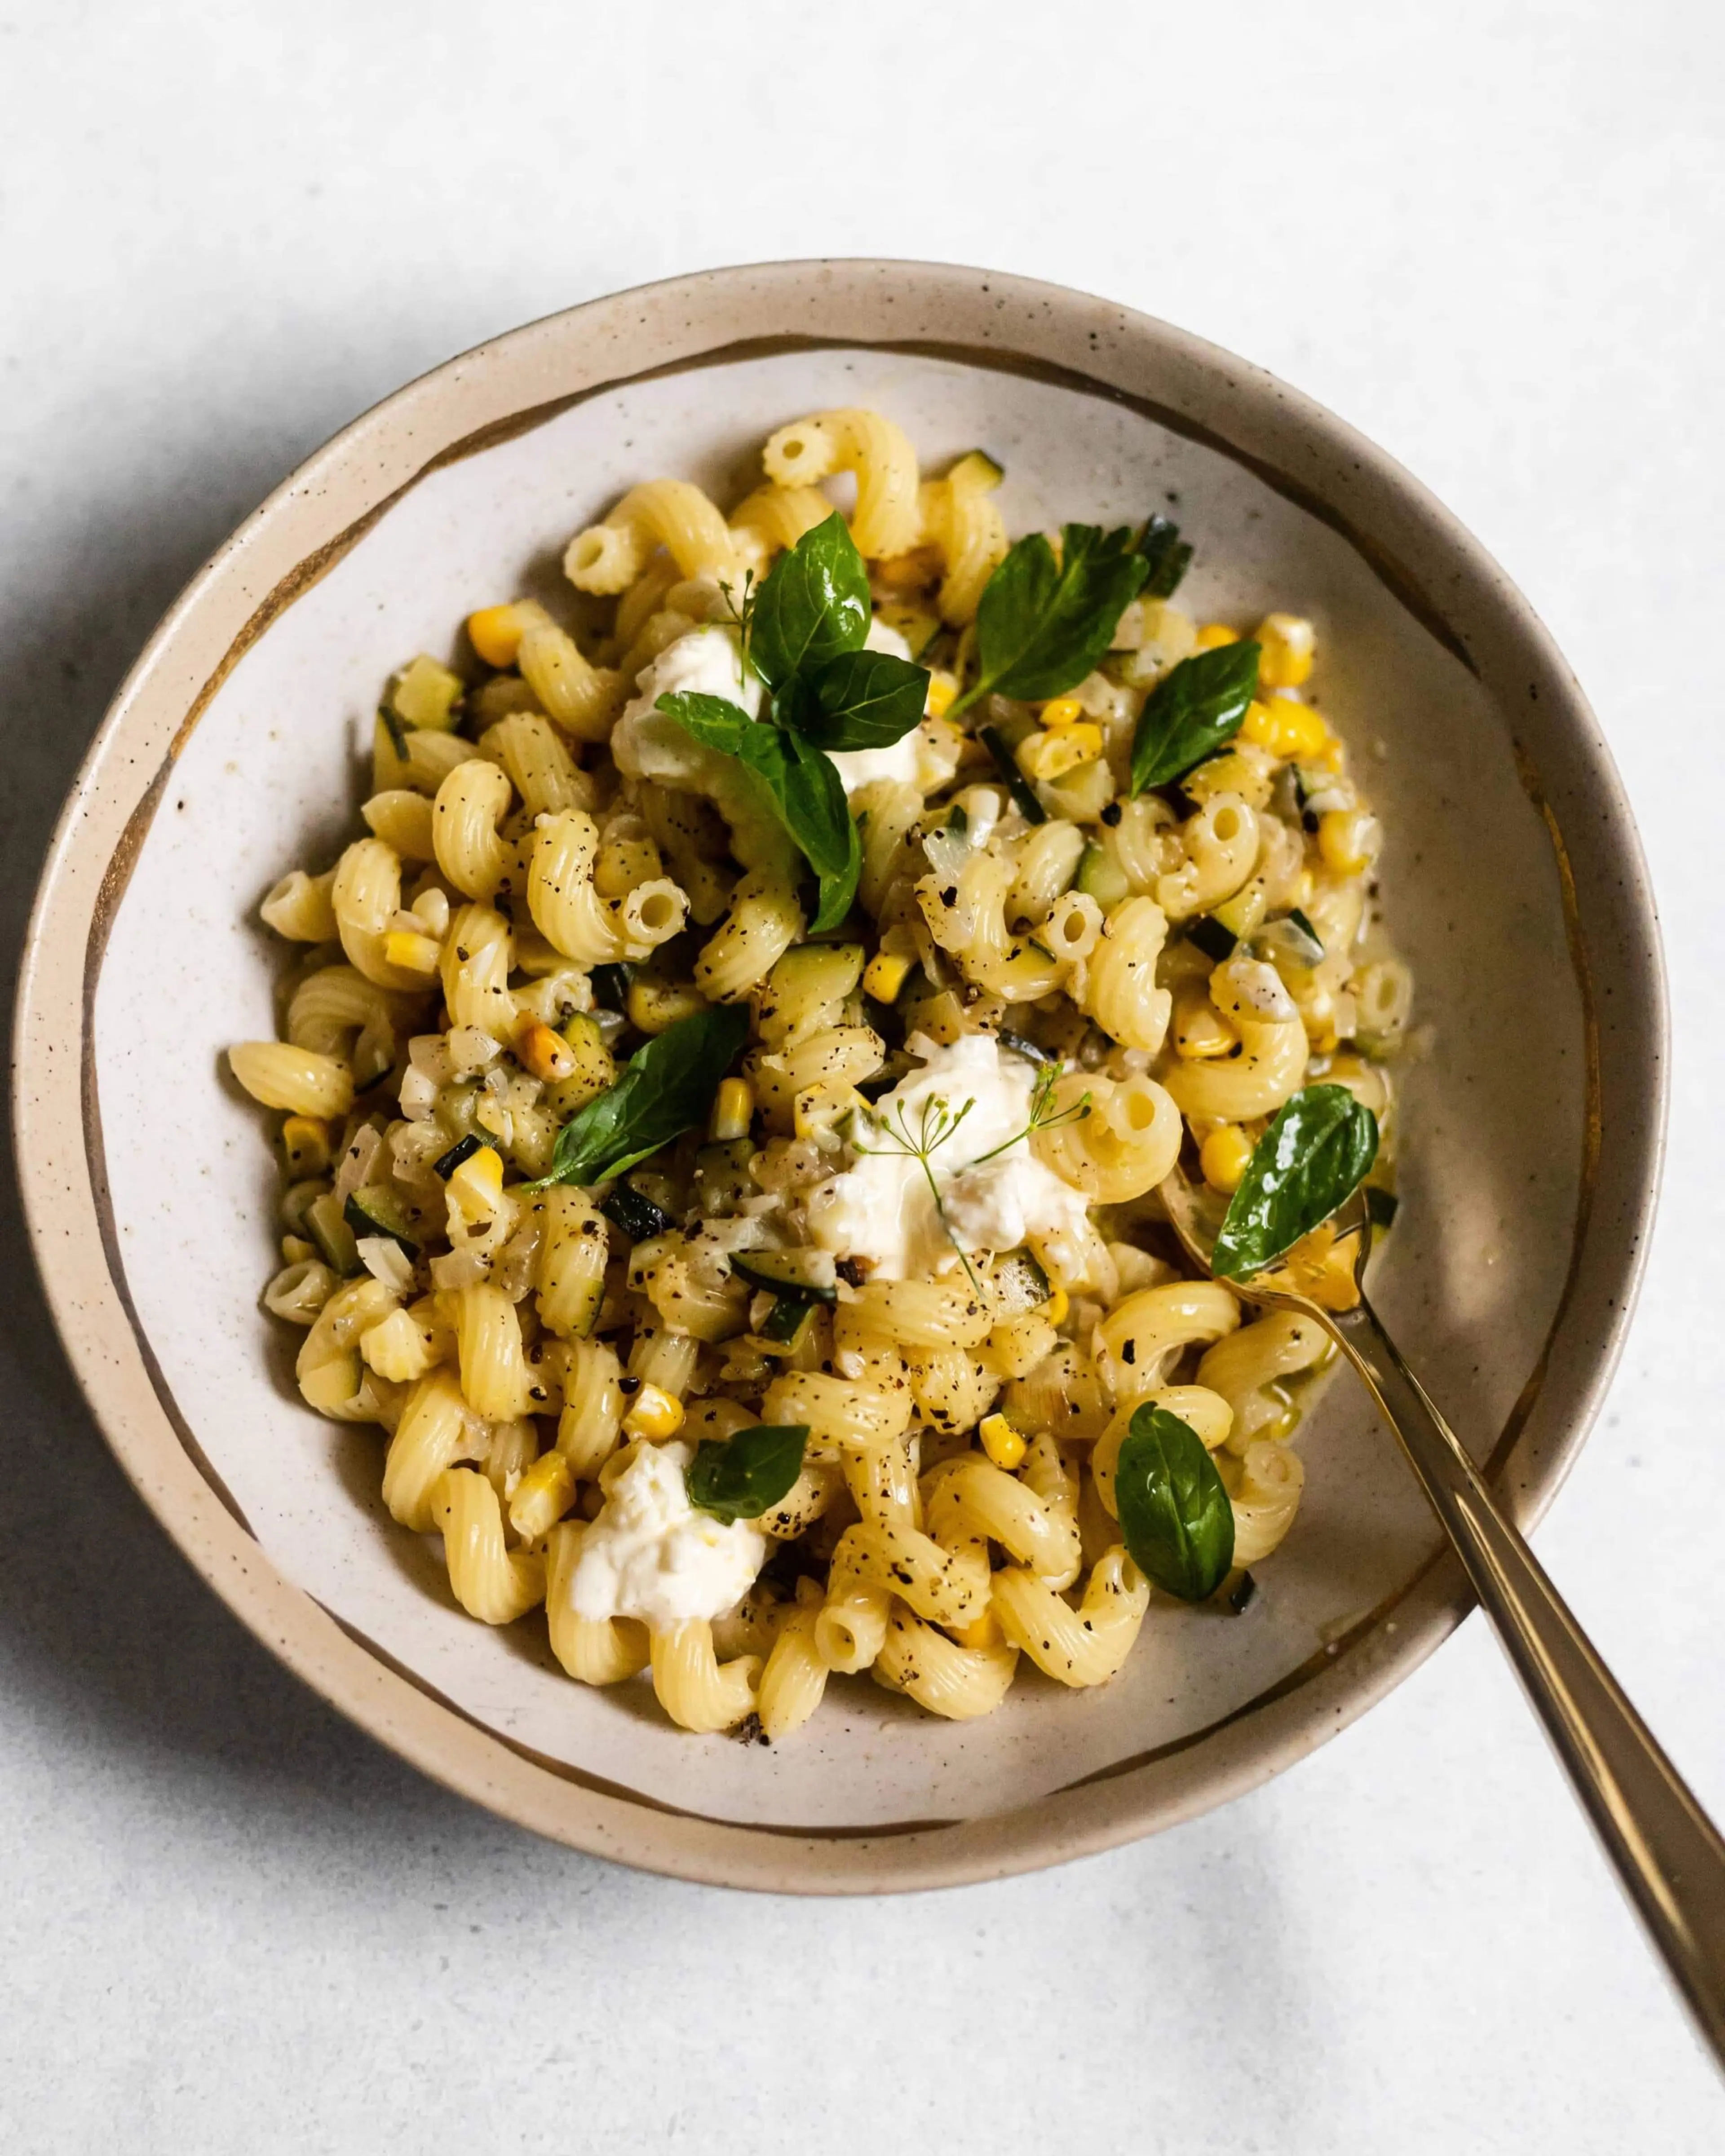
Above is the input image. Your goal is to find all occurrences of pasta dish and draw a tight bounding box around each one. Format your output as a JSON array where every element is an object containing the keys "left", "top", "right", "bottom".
[{"left": 229, "top": 408, "right": 1412, "bottom": 1737}]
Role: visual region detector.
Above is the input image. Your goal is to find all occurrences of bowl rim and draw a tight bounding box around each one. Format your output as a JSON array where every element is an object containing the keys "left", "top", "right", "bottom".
[{"left": 12, "top": 258, "right": 1668, "bottom": 1893}]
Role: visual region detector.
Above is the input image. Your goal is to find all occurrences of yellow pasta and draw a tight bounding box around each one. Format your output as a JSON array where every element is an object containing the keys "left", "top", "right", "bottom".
[{"left": 237, "top": 411, "right": 1411, "bottom": 1741}]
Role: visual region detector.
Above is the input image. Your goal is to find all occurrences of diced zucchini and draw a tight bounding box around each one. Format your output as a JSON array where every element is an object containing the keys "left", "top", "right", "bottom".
[
  {"left": 1074, "top": 841, "right": 1131, "bottom": 908},
  {"left": 1185, "top": 915, "right": 1237, "bottom": 964},
  {"left": 990, "top": 1247, "right": 1052, "bottom": 1318},
  {"left": 601, "top": 1181, "right": 676, "bottom": 1242},
  {"left": 389, "top": 654, "right": 464, "bottom": 732},
  {"left": 978, "top": 723, "right": 1048, "bottom": 826},
  {"left": 1212, "top": 882, "right": 1268, "bottom": 941},
  {"left": 758, "top": 1296, "right": 816, "bottom": 1347},
  {"left": 996, "top": 1029, "right": 1053, "bottom": 1066},
  {"left": 589, "top": 963, "right": 633, "bottom": 1013},
  {"left": 1253, "top": 910, "right": 1325, "bottom": 970},
  {"left": 433, "top": 1133, "right": 486, "bottom": 1180},
  {"left": 694, "top": 1138, "right": 755, "bottom": 1215},
  {"left": 949, "top": 448, "right": 1004, "bottom": 490},
  {"left": 1366, "top": 1186, "right": 1400, "bottom": 1231},
  {"left": 729, "top": 1250, "right": 838, "bottom": 1304},
  {"left": 343, "top": 1182, "right": 419, "bottom": 1257},
  {"left": 305, "top": 1191, "right": 360, "bottom": 1275}
]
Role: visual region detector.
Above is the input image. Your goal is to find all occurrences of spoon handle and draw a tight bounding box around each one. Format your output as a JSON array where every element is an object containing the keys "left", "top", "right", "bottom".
[{"left": 1332, "top": 1294, "right": 1725, "bottom": 2068}]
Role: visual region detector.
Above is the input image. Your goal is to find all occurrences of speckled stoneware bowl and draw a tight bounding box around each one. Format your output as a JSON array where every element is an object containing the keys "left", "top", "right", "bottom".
[{"left": 14, "top": 262, "right": 1665, "bottom": 1891}]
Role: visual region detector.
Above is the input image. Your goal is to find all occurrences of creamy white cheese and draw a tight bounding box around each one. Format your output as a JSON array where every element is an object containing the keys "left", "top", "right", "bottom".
[
  {"left": 608, "top": 627, "right": 796, "bottom": 874},
  {"left": 805, "top": 1032, "right": 1092, "bottom": 1280},
  {"left": 571, "top": 1439, "right": 765, "bottom": 1629},
  {"left": 615, "top": 620, "right": 943, "bottom": 810}
]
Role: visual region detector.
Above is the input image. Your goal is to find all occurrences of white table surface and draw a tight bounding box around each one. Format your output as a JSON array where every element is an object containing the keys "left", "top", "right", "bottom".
[{"left": 2, "top": 3, "right": 1720, "bottom": 2147}]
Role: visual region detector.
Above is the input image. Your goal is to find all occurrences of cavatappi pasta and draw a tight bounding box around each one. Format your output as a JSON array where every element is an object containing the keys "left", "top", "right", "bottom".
[{"left": 232, "top": 411, "right": 1412, "bottom": 1738}]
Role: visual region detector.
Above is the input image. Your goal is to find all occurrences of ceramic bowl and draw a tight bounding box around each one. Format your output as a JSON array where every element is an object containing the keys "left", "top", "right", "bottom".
[{"left": 13, "top": 262, "right": 1665, "bottom": 1891}]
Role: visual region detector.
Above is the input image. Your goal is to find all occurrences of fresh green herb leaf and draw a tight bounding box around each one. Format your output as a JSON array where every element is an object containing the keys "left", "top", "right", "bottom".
[
  {"left": 978, "top": 723, "right": 1049, "bottom": 825},
  {"left": 1130, "top": 641, "right": 1261, "bottom": 794},
  {"left": 686, "top": 1423, "right": 809, "bottom": 1524},
  {"left": 1114, "top": 1404, "right": 1235, "bottom": 1601},
  {"left": 656, "top": 691, "right": 861, "bottom": 932},
  {"left": 950, "top": 523, "right": 1150, "bottom": 717},
  {"left": 526, "top": 1005, "right": 749, "bottom": 1191},
  {"left": 853, "top": 1091, "right": 985, "bottom": 1296},
  {"left": 1136, "top": 515, "right": 1194, "bottom": 599},
  {"left": 748, "top": 512, "right": 870, "bottom": 690},
  {"left": 1211, "top": 1083, "right": 1380, "bottom": 1280},
  {"left": 795, "top": 647, "right": 931, "bottom": 752}
]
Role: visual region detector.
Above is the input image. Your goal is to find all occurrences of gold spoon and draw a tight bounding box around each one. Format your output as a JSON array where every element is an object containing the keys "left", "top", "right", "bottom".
[{"left": 1160, "top": 1166, "right": 1725, "bottom": 2067}]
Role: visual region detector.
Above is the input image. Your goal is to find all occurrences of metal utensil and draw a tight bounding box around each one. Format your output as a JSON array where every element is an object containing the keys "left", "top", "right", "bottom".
[{"left": 1160, "top": 1168, "right": 1725, "bottom": 2066}]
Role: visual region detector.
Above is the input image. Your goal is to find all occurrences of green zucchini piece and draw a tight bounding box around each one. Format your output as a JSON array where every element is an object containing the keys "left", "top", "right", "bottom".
[
  {"left": 997, "top": 1029, "right": 1053, "bottom": 1066},
  {"left": 344, "top": 1183, "right": 419, "bottom": 1258},
  {"left": 305, "top": 1191, "right": 360, "bottom": 1275},
  {"left": 977, "top": 723, "right": 1048, "bottom": 826},
  {"left": 1366, "top": 1186, "right": 1399, "bottom": 1230},
  {"left": 1074, "top": 841, "right": 1130, "bottom": 908},
  {"left": 758, "top": 1297, "right": 816, "bottom": 1347},
  {"left": 602, "top": 1181, "right": 676, "bottom": 1242},
  {"left": 1253, "top": 910, "right": 1325, "bottom": 970},
  {"left": 433, "top": 1133, "right": 487, "bottom": 1180},
  {"left": 951, "top": 448, "right": 1005, "bottom": 488},
  {"left": 694, "top": 1139, "right": 755, "bottom": 1215},
  {"left": 729, "top": 1251, "right": 838, "bottom": 1304},
  {"left": 1185, "top": 915, "right": 1237, "bottom": 965},
  {"left": 1211, "top": 882, "right": 1267, "bottom": 941},
  {"left": 989, "top": 1247, "right": 1052, "bottom": 1318}
]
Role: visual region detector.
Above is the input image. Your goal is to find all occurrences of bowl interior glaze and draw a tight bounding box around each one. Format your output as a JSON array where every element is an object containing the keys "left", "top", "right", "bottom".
[{"left": 16, "top": 265, "right": 1662, "bottom": 1889}]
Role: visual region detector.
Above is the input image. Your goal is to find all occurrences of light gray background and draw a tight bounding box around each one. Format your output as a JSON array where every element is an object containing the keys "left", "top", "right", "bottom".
[{"left": 1, "top": 2, "right": 1719, "bottom": 2149}]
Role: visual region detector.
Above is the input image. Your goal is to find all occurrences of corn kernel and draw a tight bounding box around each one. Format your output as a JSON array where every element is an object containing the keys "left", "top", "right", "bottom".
[
  {"left": 862, "top": 950, "right": 912, "bottom": 1003},
  {"left": 1318, "top": 808, "right": 1381, "bottom": 877},
  {"left": 382, "top": 929, "right": 442, "bottom": 977},
  {"left": 509, "top": 1451, "right": 575, "bottom": 1541},
  {"left": 1017, "top": 722, "right": 1103, "bottom": 782},
  {"left": 515, "top": 1018, "right": 577, "bottom": 1083},
  {"left": 1194, "top": 623, "right": 1240, "bottom": 651},
  {"left": 627, "top": 978, "right": 708, "bottom": 1035},
  {"left": 924, "top": 671, "right": 959, "bottom": 720},
  {"left": 1044, "top": 1285, "right": 1070, "bottom": 1326},
  {"left": 952, "top": 1606, "right": 1002, "bottom": 1649},
  {"left": 979, "top": 1413, "right": 1026, "bottom": 1472},
  {"left": 623, "top": 1383, "right": 685, "bottom": 1442},
  {"left": 281, "top": 1114, "right": 332, "bottom": 1176},
  {"left": 711, "top": 1077, "right": 754, "bottom": 1142},
  {"left": 1255, "top": 612, "right": 1316, "bottom": 690},
  {"left": 467, "top": 603, "right": 528, "bottom": 669},
  {"left": 1240, "top": 698, "right": 1328, "bottom": 761},
  {"left": 1038, "top": 694, "right": 1085, "bottom": 730},
  {"left": 1200, "top": 1123, "right": 1256, "bottom": 1194},
  {"left": 1174, "top": 986, "right": 1240, "bottom": 1060},
  {"left": 447, "top": 1143, "right": 503, "bottom": 1228}
]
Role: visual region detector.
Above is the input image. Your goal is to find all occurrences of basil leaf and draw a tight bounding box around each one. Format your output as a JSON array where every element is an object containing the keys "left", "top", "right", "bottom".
[
  {"left": 1211, "top": 1083, "right": 1380, "bottom": 1280},
  {"left": 951, "top": 522, "right": 1149, "bottom": 716},
  {"left": 1129, "top": 641, "right": 1261, "bottom": 795},
  {"left": 748, "top": 512, "right": 870, "bottom": 690},
  {"left": 1135, "top": 514, "right": 1193, "bottom": 600},
  {"left": 657, "top": 692, "right": 860, "bottom": 933},
  {"left": 1114, "top": 1404, "right": 1235, "bottom": 1602},
  {"left": 795, "top": 648, "right": 930, "bottom": 751},
  {"left": 528, "top": 1004, "right": 749, "bottom": 1190},
  {"left": 686, "top": 1423, "right": 809, "bottom": 1524}
]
